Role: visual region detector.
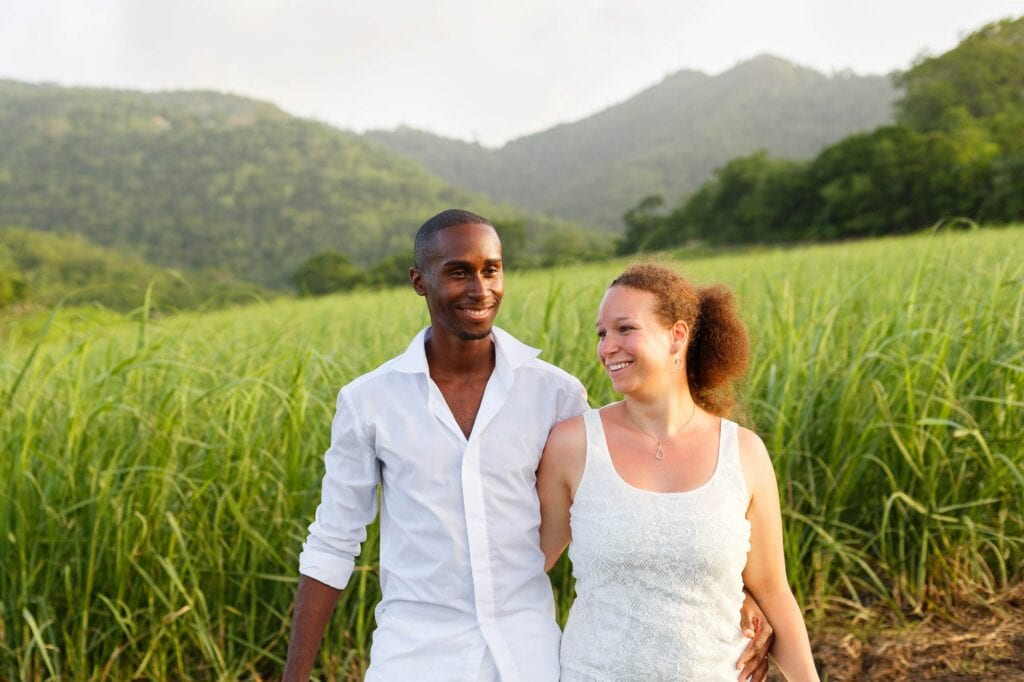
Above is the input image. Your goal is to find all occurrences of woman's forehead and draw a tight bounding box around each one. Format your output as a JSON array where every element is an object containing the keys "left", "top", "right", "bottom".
[{"left": 597, "top": 285, "right": 657, "bottom": 318}]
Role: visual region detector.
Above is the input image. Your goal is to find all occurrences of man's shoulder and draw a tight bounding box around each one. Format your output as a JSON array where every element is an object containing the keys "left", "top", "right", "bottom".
[
  {"left": 337, "top": 354, "right": 411, "bottom": 398},
  {"left": 492, "top": 326, "right": 583, "bottom": 392},
  {"left": 520, "top": 356, "right": 585, "bottom": 392}
]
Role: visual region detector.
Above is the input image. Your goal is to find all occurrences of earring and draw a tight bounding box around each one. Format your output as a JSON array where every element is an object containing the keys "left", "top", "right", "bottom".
[{"left": 673, "top": 356, "right": 683, "bottom": 370}]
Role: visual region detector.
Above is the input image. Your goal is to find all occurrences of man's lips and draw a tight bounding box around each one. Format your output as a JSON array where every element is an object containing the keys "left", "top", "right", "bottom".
[{"left": 458, "top": 305, "right": 496, "bottom": 321}]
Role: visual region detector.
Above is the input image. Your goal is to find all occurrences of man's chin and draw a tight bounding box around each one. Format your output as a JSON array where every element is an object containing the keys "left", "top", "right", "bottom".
[{"left": 456, "top": 325, "right": 493, "bottom": 341}]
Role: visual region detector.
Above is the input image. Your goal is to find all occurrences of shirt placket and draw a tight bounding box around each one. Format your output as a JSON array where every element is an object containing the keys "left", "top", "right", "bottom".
[{"left": 460, "top": 372, "right": 521, "bottom": 682}]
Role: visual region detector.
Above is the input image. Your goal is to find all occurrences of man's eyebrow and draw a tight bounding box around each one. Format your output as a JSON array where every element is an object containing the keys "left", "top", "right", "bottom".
[{"left": 440, "top": 258, "right": 503, "bottom": 268}]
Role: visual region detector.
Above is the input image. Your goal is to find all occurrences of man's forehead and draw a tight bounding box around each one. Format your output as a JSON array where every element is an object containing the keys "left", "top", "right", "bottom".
[{"left": 433, "top": 222, "right": 501, "bottom": 252}]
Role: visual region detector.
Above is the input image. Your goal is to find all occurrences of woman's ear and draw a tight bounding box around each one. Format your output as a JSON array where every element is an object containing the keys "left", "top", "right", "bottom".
[{"left": 671, "top": 320, "right": 689, "bottom": 349}]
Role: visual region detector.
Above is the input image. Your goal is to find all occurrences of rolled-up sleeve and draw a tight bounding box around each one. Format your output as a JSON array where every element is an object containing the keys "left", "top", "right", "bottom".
[{"left": 298, "top": 387, "right": 380, "bottom": 590}]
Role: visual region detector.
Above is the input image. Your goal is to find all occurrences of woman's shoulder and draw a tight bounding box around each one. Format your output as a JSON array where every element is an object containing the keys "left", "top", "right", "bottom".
[
  {"left": 546, "top": 412, "right": 589, "bottom": 455},
  {"left": 735, "top": 424, "right": 769, "bottom": 458},
  {"left": 539, "top": 412, "right": 589, "bottom": 492},
  {"left": 734, "top": 424, "right": 775, "bottom": 495}
]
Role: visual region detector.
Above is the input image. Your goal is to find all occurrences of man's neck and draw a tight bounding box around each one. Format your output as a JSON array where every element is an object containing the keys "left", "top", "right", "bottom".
[{"left": 425, "top": 329, "right": 496, "bottom": 381}]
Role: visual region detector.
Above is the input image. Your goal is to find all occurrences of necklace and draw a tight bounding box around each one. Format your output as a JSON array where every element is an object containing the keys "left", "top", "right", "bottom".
[{"left": 623, "top": 402, "right": 698, "bottom": 460}]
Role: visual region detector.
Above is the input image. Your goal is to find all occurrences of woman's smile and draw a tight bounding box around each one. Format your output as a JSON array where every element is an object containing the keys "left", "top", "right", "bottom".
[{"left": 606, "top": 360, "right": 634, "bottom": 373}]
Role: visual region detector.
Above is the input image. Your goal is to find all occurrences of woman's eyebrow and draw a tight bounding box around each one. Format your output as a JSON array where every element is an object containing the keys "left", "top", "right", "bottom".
[{"left": 595, "top": 316, "right": 633, "bottom": 329}]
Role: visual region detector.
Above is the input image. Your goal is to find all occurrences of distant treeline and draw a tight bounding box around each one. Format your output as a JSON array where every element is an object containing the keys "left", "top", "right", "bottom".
[
  {"left": 0, "top": 226, "right": 266, "bottom": 311},
  {"left": 619, "top": 17, "right": 1024, "bottom": 252},
  {"left": 292, "top": 218, "right": 612, "bottom": 296}
]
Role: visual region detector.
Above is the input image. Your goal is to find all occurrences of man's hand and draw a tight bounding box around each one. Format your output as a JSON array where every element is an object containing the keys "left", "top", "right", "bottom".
[{"left": 736, "top": 590, "right": 774, "bottom": 681}]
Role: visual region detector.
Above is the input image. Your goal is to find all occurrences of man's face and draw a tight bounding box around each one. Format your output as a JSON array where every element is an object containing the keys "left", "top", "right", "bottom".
[{"left": 410, "top": 222, "right": 504, "bottom": 341}]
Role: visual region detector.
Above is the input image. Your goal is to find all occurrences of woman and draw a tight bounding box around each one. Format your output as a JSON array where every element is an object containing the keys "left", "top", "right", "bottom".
[{"left": 538, "top": 263, "right": 818, "bottom": 681}]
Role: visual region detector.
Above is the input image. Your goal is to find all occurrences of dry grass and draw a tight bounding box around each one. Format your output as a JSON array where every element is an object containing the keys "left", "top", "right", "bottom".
[{"left": 791, "top": 585, "right": 1024, "bottom": 680}]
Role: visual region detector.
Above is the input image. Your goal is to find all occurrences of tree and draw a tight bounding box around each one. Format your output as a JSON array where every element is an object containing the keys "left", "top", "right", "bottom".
[
  {"left": 618, "top": 195, "right": 667, "bottom": 254},
  {"left": 293, "top": 251, "right": 365, "bottom": 296},
  {"left": 0, "top": 269, "right": 28, "bottom": 307},
  {"left": 366, "top": 251, "right": 414, "bottom": 287},
  {"left": 490, "top": 219, "right": 527, "bottom": 264},
  {"left": 896, "top": 17, "right": 1024, "bottom": 132}
]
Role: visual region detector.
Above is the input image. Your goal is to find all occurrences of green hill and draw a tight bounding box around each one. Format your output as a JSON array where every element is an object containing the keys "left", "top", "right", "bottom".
[
  {"left": 365, "top": 55, "right": 897, "bottom": 231},
  {"left": 0, "top": 226, "right": 266, "bottom": 311},
  {"left": 0, "top": 81, "right": 588, "bottom": 288}
]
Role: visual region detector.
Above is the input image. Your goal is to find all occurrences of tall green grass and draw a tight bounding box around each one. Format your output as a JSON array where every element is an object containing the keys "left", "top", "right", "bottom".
[{"left": 2, "top": 227, "right": 1022, "bottom": 679}]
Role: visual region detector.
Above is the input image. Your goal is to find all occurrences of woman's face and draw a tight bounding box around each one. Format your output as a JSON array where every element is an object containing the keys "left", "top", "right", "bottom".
[{"left": 595, "top": 285, "right": 683, "bottom": 397}]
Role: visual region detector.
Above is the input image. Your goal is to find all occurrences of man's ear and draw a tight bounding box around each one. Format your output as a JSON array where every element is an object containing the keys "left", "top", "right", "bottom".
[{"left": 409, "top": 266, "right": 427, "bottom": 296}]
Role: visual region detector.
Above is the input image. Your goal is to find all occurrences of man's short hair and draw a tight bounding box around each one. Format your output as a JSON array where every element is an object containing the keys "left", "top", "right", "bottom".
[{"left": 414, "top": 209, "right": 493, "bottom": 269}]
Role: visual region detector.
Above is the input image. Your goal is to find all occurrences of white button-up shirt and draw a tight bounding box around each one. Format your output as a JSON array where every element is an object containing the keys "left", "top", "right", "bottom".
[{"left": 299, "top": 326, "right": 588, "bottom": 681}]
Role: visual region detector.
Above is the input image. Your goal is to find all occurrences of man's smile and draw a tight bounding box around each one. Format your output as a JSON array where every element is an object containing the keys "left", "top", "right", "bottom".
[{"left": 458, "top": 305, "right": 496, "bottom": 320}]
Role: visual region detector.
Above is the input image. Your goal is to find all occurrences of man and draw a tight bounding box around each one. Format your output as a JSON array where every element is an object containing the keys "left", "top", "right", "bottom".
[{"left": 283, "top": 209, "right": 772, "bottom": 681}]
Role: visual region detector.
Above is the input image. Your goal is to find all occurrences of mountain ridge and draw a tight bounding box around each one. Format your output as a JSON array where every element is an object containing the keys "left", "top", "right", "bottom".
[{"left": 365, "top": 55, "right": 898, "bottom": 230}]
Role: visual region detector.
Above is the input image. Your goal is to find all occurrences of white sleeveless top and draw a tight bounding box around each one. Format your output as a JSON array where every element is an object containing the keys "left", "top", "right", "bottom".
[{"left": 560, "top": 409, "right": 752, "bottom": 681}]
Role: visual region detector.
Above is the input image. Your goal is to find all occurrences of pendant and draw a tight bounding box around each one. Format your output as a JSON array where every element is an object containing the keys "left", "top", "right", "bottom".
[{"left": 655, "top": 444, "right": 665, "bottom": 460}]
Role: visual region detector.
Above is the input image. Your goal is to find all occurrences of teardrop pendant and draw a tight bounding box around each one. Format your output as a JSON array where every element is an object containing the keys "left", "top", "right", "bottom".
[{"left": 655, "top": 443, "right": 665, "bottom": 460}]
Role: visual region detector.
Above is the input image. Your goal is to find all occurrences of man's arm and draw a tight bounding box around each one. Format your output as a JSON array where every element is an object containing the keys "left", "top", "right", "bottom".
[
  {"left": 285, "top": 387, "right": 380, "bottom": 679},
  {"left": 282, "top": 576, "right": 342, "bottom": 682}
]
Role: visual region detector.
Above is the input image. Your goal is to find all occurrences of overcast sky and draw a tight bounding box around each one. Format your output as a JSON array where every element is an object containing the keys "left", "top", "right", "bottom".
[{"left": 1, "top": 1, "right": 1020, "bottom": 146}]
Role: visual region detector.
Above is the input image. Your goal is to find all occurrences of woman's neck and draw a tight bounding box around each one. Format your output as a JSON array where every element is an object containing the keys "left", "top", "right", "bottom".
[{"left": 622, "top": 386, "right": 699, "bottom": 436}]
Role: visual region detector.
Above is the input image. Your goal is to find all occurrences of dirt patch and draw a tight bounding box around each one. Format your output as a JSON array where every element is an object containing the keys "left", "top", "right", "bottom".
[{"left": 774, "top": 585, "right": 1024, "bottom": 680}]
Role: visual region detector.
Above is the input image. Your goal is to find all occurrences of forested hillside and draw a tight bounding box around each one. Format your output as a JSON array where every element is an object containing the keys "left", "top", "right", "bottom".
[
  {"left": 365, "top": 55, "right": 896, "bottom": 231},
  {"left": 619, "top": 17, "right": 1024, "bottom": 251},
  {"left": 0, "top": 226, "right": 266, "bottom": 311},
  {"left": 0, "top": 81, "right": 591, "bottom": 288}
]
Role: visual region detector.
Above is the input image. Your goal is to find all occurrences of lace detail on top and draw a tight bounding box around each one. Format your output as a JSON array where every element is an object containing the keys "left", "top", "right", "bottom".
[{"left": 560, "top": 409, "right": 752, "bottom": 681}]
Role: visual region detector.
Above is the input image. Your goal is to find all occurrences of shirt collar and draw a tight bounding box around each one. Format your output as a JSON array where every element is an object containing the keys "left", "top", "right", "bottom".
[{"left": 391, "top": 325, "right": 541, "bottom": 384}]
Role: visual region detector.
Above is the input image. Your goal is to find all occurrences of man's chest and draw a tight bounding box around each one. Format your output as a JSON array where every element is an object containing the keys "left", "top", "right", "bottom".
[
  {"left": 431, "top": 375, "right": 489, "bottom": 439},
  {"left": 371, "top": 400, "right": 554, "bottom": 494}
]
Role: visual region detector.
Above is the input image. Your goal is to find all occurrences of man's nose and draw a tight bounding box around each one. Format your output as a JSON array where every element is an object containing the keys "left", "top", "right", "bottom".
[{"left": 467, "top": 273, "right": 486, "bottom": 295}]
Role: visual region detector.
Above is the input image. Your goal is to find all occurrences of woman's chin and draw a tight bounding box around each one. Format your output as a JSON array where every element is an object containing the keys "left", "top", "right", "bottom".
[{"left": 609, "top": 376, "right": 635, "bottom": 396}]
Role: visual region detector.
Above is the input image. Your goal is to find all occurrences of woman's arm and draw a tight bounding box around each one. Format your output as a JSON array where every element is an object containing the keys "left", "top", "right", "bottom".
[
  {"left": 738, "top": 429, "right": 819, "bottom": 682},
  {"left": 537, "top": 416, "right": 586, "bottom": 571}
]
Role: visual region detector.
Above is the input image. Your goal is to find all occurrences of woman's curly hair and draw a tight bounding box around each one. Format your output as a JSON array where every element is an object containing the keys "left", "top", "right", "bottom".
[{"left": 610, "top": 262, "right": 750, "bottom": 418}]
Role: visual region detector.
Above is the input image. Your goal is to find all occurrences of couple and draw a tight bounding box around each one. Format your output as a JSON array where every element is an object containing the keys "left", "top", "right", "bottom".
[{"left": 283, "top": 210, "right": 817, "bottom": 681}]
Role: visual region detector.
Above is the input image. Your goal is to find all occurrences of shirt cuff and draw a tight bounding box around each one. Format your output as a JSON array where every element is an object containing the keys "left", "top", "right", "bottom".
[{"left": 298, "top": 543, "right": 356, "bottom": 590}]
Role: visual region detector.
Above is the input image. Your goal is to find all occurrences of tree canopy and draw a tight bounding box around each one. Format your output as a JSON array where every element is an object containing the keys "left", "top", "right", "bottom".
[{"left": 618, "top": 16, "right": 1024, "bottom": 251}]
